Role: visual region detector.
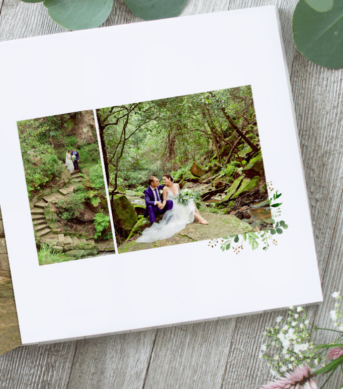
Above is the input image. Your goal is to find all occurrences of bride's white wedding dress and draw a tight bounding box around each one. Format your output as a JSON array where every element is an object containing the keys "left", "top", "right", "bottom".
[
  {"left": 137, "top": 186, "right": 195, "bottom": 243},
  {"left": 65, "top": 152, "right": 74, "bottom": 173}
]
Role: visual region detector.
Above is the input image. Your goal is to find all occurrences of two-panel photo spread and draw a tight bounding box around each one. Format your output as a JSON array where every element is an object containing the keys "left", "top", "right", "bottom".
[{"left": 17, "top": 86, "right": 271, "bottom": 265}]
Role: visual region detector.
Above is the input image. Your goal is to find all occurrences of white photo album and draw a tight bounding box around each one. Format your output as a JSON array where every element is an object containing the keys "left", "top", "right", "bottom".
[{"left": 0, "top": 6, "right": 322, "bottom": 346}]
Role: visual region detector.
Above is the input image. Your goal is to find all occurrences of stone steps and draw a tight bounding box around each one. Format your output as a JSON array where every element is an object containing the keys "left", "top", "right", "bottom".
[
  {"left": 34, "top": 224, "right": 49, "bottom": 232},
  {"left": 31, "top": 208, "right": 44, "bottom": 215},
  {"left": 59, "top": 186, "right": 74, "bottom": 196},
  {"left": 42, "top": 193, "right": 65, "bottom": 203},
  {"left": 33, "top": 218, "right": 45, "bottom": 225},
  {"left": 36, "top": 228, "right": 52, "bottom": 237},
  {"left": 35, "top": 200, "right": 48, "bottom": 209},
  {"left": 32, "top": 214, "right": 45, "bottom": 221}
]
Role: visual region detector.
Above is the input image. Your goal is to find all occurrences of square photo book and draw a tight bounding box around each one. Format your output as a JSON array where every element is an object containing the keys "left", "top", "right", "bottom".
[{"left": 0, "top": 6, "right": 322, "bottom": 347}]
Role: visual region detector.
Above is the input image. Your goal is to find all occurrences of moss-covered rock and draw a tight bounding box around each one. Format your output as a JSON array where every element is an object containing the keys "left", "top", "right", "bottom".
[
  {"left": 126, "top": 217, "right": 151, "bottom": 240},
  {"left": 190, "top": 162, "right": 206, "bottom": 177},
  {"left": 112, "top": 196, "right": 138, "bottom": 238},
  {"left": 243, "top": 151, "right": 264, "bottom": 178},
  {"left": 260, "top": 182, "right": 267, "bottom": 192},
  {"left": 231, "top": 176, "right": 260, "bottom": 199},
  {"left": 179, "top": 171, "right": 199, "bottom": 186},
  {"left": 64, "top": 249, "right": 98, "bottom": 258},
  {"left": 219, "top": 176, "right": 244, "bottom": 204}
]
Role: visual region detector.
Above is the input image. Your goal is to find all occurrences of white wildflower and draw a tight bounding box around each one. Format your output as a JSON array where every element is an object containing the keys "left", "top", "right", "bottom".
[
  {"left": 261, "top": 345, "right": 267, "bottom": 352},
  {"left": 332, "top": 292, "right": 340, "bottom": 299},
  {"left": 276, "top": 316, "right": 283, "bottom": 324},
  {"left": 305, "top": 320, "right": 309, "bottom": 325},
  {"left": 330, "top": 310, "right": 337, "bottom": 321},
  {"left": 297, "top": 307, "right": 303, "bottom": 312},
  {"left": 294, "top": 314, "right": 299, "bottom": 319}
]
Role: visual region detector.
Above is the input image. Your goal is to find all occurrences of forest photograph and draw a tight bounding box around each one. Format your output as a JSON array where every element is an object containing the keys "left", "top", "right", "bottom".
[
  {"left": 17, "top": 110, "right": 116, "bottom": 266},
  {"left": 96, "top": 86, "right": 273, "bottom": 254}
]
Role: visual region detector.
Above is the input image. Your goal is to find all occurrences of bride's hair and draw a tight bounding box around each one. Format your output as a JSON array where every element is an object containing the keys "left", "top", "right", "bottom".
[
  {"left": 162, "top": 174, "right": 174, "bottom": 182},
  {"left": 67, "top": 150, "right": 71, "bottom": 153}
]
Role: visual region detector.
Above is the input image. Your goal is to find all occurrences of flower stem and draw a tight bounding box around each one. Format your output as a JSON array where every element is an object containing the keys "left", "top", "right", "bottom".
[
  {"left": 316, "top": 327, "right": 343, "bottom": 334},
  {"left": 320, "top": 369, "right": 335, "bottom": 389}
]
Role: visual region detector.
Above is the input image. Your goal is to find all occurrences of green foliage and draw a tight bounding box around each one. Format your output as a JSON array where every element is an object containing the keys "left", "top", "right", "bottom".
[
  {"left": 89, "top": 163, "right": 106, "bottom": 189},
  {"left": 100, "top": 86, "right": 258, "bottom": 191},
  {"left": 38, "top": 243, "right": 70, "bottom": 266},
  {"left": 124, "top": 0, "right": 188, "bottom": 20},
  {"left": 17, "top": 119, "right": 64, "bottom": 196},
  {"left": 21, "top": 0, "right": 189, "bottom": 30},
  {"left": 43, "top": 0, "right": 113, "bottom": 30},
  {"left": 94, "top": 213, "right": 111, "bottom": 239},
  {"left": 57, "top": 192, "right": 85, "bottom": 220},
  {"left": 293, "top": 0, "right": 343, "bottom": 68},
  {"left": 67, "top": 136, "right": 77, "bottom": 149}
]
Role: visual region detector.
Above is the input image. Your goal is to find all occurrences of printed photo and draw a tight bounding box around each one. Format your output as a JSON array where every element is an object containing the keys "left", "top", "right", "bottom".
[
  {"left": 17, "top": 110, "right": 116, "bottom": 265},
  {"left": 96, "top": 86, "right": 272, "bottom": 254}
]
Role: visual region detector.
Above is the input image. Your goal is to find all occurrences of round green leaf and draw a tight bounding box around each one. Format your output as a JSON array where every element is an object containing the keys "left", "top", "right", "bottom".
[
  {"left": 234, "top": 235, "right": 239, "bottom": 243},
  {"left": 123, "top": 0, "right": 189, "bottom": 20},
  {"left": 270, "top": 229, "right": 276, "bottom": 235},
  {"left": 276, "top": 228, "right": 283, "bottom": 234},
  {"left": 293, "top": 0, "right": 343, "bottom": 68},
  {"left": 305, "top": 0, "right": 334, "bottom": 12},
  {"left": 43, "top": 0, "right": 114, "bottom": 30}
]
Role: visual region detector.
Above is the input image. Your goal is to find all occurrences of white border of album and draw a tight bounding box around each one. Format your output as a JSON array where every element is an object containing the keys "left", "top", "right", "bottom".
[{"left": 0, "top": 6, "right": 322, "bottom": 344}]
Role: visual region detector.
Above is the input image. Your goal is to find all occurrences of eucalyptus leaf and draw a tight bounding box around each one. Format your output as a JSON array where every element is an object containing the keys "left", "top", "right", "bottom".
[
  {"left": 43, "top": 0, "right": 114, "bottom": 30},
  {"left": 305, "top": 0, "right": 334, "bottom": 12},
  {"left": 293, "top": 0, "right": 343, "bottom": 68},
  {"left": 123, "top": 0, "right": 189, "bottom": 20}
]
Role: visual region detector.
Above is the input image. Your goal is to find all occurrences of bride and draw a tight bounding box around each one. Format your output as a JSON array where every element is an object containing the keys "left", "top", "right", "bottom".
[
  {"left": 137, "top": 174, "right": 208, "bottom": 243},
  {"left": 65, "top": 150, "right": 74, "bottom": 173}
]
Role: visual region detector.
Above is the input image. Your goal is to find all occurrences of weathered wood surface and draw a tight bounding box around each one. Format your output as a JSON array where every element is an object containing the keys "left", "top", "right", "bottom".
[{"left": 0, "top": 0, "right": 342, "bottom": 387}]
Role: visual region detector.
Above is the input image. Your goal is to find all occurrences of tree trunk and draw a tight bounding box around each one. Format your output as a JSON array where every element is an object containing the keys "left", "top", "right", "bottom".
[
  {"left": 96, "top": 113, "right": 110, "bottom": 186},
  {"left": 221, "top": 108, "right": 259, "bottom": 153}
]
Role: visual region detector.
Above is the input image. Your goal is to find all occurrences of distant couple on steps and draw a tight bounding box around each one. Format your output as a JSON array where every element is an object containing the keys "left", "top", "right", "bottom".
[
  {"left": 137, "top": 174, "right": 208, "bottom": 243},
  {"left": 65, "top": 148, "right": 80, "bottom": 174}
]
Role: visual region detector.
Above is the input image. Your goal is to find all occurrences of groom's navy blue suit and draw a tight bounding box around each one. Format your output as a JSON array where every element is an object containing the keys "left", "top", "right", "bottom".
[
  {"left": 71, "top": 150, "right": 79, "bottom": 171},
  {"left": 144, "top": 185, "right": 173, "bottom": 224}
]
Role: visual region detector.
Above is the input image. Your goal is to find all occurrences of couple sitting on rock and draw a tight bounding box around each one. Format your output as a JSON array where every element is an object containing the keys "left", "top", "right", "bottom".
[{"left": 136, "top": 174, "right": 208, "bottom": 243}]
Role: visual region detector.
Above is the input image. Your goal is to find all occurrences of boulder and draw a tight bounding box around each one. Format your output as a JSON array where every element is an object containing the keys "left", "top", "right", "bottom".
[
  {"left": 112, "top": 196, "right": 138, "bottom": 237},
  {"left": 191, "top": 163, "right": 206, "bottom": 177},
  {"left": 231, "top": 176, "right": 260, "bottom": 199},
  {"left": 243, "top": 151, "right": 264, "bottom": 178},
  {"left": 218, "top": 176, "right": 244, "bottom": 204}
]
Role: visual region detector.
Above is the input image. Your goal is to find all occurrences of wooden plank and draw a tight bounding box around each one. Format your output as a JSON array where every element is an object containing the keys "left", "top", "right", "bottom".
[
  {"left": 67, "top": 331, "right": 157, "bottom": 389},
  {"left": 0, "top": 342, "right": 76, "bottom": 389},
  {"left": 144, "top": 320, "right": 236, "bottom": 389}
]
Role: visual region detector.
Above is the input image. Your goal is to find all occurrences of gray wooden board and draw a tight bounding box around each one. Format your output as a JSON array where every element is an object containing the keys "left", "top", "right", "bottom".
[{"left": 0, "top": 0, "right": 341, "bottom": 388}]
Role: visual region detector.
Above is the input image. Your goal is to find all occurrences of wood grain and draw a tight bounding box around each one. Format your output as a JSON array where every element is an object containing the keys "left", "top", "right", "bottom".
[{"left": 0, "top": 0, "right": 342, "bottom": 388}]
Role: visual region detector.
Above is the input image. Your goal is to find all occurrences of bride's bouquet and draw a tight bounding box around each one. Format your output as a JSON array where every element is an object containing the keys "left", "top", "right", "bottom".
[
  {"left": 71, "top": 154, "right": 76, "bottom": 161},
  {"left": 177, "top": 189, "right": 201, "bottom": 209}
]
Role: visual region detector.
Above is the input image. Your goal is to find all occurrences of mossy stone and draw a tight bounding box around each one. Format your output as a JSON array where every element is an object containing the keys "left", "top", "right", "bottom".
[
  {"left": 219, "top": 176, "right": 244, "bottom": 203},
  {"left": 243, "top": 151, "right": 264, "bottom": 177},
  {"left": 112, "top": 196, "right": 138, "bottom": 237},
  {"left": 231, "top": 176, "right": 260, "bottom": 199},
  {"left": 191, "top": 162, "right": 206, "bottom": 177},
  {"left": 126, "top": 217, "right": 151, "bottom": 241}
]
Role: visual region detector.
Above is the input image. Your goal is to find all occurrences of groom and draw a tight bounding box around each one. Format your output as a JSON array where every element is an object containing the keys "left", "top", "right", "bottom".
[
  {"left": 71, "top": 147, "right": 79, "bottom": 172},
  {"left": 143, "top": 176, "right": 173, "bottom": 224}
]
